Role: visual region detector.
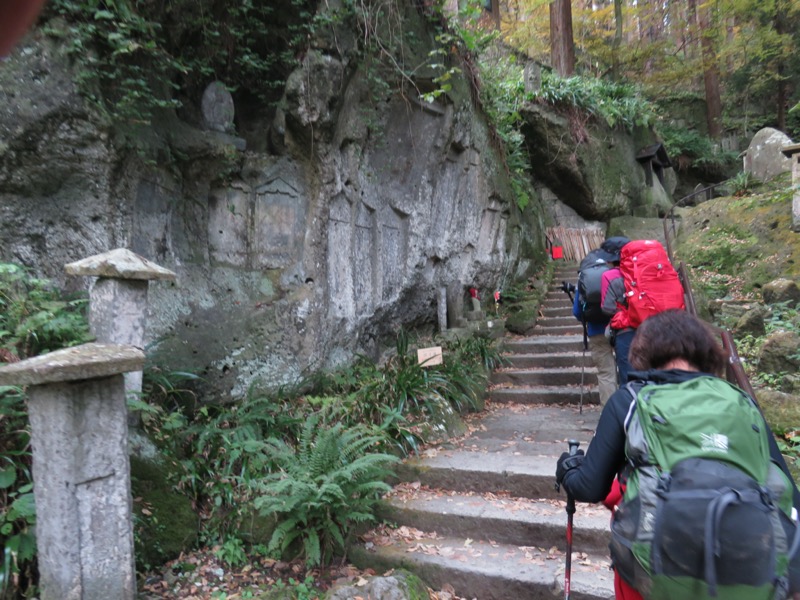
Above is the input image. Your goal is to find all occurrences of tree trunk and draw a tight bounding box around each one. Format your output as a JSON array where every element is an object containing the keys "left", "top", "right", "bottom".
[
  {"left": 698, "top": 2, "right": 722, "bottom": 139},
  {"left": 686, "top": 0, "right": 698, "bottom": 59},
  {"left": 775, "top": 0, "right": 788, "bottom": 132},
  {"left": 612, "top": 0, "right": 623, "bottom": 79},
  {"left": 686, "top": 0, "right": 703, "bottom": 90},
  {"left": 550, "top": 0, "right": 575, "bottom": 76}
]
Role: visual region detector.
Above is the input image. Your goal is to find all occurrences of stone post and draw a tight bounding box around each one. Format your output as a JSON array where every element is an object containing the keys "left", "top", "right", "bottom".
[
  {"left": 437, "top": 286, "right": 447, "bottom": 333},
  {"left": 781, "top": 143, "right": 800, "bottom": 233},
  {"left": 0, "top": 343, "right": 145, "bottom": 600},
  {"left": 446, "top": 281, "right": 464, "bottom": 329},
  {"left": 65, "top": 248, "right": 176, "bottom": 407}
]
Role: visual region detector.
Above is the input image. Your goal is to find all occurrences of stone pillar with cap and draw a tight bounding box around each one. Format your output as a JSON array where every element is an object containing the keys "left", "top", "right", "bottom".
[
  {"left": 437, "top": 286, "right": 447, "bottom": 333},
  {"left": 64, "top": 248, "right": 176, "bottom": 408},
  {"left": 446, "top": 281, "right": 464, "bottom": 329},
  {"left": 781, "top": 143, "right": 800, "bottom": 233},
  {"left": 0, "top": 343, "right": 145, "bottom": 600}
]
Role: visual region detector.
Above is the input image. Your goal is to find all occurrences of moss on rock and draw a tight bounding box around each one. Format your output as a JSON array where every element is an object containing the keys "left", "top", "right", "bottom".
[
  {"left": 504, "top": 299, "right": 541, "bottom": 335},
  {"left": 130, "top": 456, "right": 199, "bottom": 570},
  {"left": 674, "top": 183, "right": 800, "bottom": 297}
]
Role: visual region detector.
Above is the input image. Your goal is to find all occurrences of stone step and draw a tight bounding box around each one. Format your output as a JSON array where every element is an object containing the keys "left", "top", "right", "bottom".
[
  {"left": 504, "top": 352, "right": 594, "bottom": 369},
  {"left": 545, "top": 291, "right": 572, "bottom": 301},
  {"left": 540, "top": 306, "right": 573, "bottom": 318},
  {"left": 376, "top": 486, "right": 611, "bottom": 555},
  {"left": 536, "top": 315, "right": 578, "bottom": 328},
  {"left": 503, "top": 335, "right": 585, "bottom": 354},
  {"left": 533, "top": 324, "right": 584, "bottom": 336},
  {"left": 490, "top": 386, "right": 600, "bottom": 406},
  {"left": 394, "top": 405, "right": 599, "bottom": 498},
  {"left": 492, "top": 367, "right": 597, "bottom": 387},
  {"left": 349, "top": 531, "right": 615, "bottom": 600}
]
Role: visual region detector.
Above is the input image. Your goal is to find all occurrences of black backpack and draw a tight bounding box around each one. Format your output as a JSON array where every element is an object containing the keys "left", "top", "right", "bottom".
[{"left": 577, "top": 249, "right": 611, "bottom": 323}]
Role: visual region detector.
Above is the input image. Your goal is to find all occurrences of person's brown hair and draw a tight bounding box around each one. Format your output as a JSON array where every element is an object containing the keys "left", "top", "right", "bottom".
[{"left": 628, "top": 309, "right": 727, "bottom": 376}]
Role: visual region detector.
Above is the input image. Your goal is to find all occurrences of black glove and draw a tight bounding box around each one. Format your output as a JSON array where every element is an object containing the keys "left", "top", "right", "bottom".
[{"left": 555, "top": 449, "right": 585, "bottom": 486}]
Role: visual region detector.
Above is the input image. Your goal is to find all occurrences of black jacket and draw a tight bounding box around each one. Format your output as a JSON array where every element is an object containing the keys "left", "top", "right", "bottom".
[{"left": 561, "top": 369, "right": 800, "bottom": 507}]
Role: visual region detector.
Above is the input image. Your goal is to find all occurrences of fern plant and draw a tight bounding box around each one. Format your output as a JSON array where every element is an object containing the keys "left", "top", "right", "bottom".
[
  {"left": 0, "top": 386, "right": 36, "bottom": 600},
  {"left": 0, "top": 263, "right": 91, "bottom": 360},
  {"left": 730, "top": 171, "right": 759, "bottom": 196},
  {"left": 254, "top": 417, "right": 398, "bottom": 566}
]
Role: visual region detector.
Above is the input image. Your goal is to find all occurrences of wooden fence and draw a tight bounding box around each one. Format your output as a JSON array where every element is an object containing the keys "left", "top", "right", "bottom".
[{"left": 546, "top": 227, "right": 606, "bottom": 262}]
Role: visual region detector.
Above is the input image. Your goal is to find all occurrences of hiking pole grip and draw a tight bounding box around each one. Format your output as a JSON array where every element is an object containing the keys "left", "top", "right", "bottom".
[
  {"left": 565, "top": 440, "right": 580, "bottom": 515},
  {"left": 564, "top": 439, "right": 580, "bottom": 600}
]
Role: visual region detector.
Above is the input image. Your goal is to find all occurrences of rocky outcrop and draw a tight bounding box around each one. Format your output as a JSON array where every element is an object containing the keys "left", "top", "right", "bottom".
[
  {"left": 743, "top": 127, "right": 793, "bottom": 182},
  {"left": 0, "top": 9, "right": 543, "bottom": 400},
  {"left": 762, "top": 278, "right": 800, "bottom": 306},
  {"left": 520, "top": 103, "right": 673, "bottom": 221}
]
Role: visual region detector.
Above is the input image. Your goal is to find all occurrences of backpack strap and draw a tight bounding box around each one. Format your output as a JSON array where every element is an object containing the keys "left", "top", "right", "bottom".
[
  {"left": 622, "top": 381, "right": 645, "bottom": 433},
  {"left": 704, "top": 487, "right": 781, "bottom": 598}
]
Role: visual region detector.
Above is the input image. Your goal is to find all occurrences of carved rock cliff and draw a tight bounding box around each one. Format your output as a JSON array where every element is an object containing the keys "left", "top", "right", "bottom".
[{"left": 0, "top": 9, "right": 546, "bottom": 400}]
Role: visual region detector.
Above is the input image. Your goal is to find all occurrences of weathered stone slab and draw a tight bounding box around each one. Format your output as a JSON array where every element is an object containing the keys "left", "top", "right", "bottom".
[
  {"left": 0, "top": 343, "right": 144, "bottom": 386},
  {"left": 65, "top": 248, "right": 176, "bottom": 281}
]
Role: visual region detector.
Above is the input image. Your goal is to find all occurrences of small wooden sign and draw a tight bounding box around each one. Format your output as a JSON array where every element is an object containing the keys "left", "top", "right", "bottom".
[{"left": 417, "top": 346, "right": 443, "bottom": 367}]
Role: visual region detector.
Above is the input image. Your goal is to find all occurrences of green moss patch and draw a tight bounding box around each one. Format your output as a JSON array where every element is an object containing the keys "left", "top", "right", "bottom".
[
  {"left": 131, "top": 456, "right": 199, "bottom": 571},
  {"left": 674, "top": 186, "right": 800, "bottom": 299}
]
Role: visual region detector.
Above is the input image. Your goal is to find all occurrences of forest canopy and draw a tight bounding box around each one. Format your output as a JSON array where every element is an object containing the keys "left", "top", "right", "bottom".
[{"left": 501, "top": 0, "right": 800, "bottom": 139}]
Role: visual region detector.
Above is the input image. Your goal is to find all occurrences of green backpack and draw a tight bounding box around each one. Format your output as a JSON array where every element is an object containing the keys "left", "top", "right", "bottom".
[{"left": 610, "top": 375, "right": 800, "bottom": 600}]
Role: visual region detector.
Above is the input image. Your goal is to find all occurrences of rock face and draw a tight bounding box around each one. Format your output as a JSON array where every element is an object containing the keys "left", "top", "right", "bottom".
[
  {"left": 0, "top": 11, "right": 542, "bottom": 400},
  {"left": 520, "top": 104, "right": 672, "bottom": 220},
  {"left": 743, "top": 127, "right": 793, "bottom": 182}
]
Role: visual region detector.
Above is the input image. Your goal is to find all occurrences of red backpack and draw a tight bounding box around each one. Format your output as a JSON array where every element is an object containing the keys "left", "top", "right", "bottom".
[{"left": 611, "top": 239, "right": 685, "bottom": 329}]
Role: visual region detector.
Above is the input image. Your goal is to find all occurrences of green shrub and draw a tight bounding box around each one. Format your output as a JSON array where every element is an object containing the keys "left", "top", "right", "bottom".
[
  {"left": 137, "top": 385, "right": 302, "bottom": 541},
  {"left": 0, "top": 387, "right": 36, "bottom": 600},
  {"left": 357, "top": 329, "right": 449, "bottom": 418},
  {"left": 254, "top": 416, "right": 398, "bottom": 566},
  {"left": 657, "top": 124, "right": 737, "bottom": 172},
  {"left": 531, "top": 71, "right": 657, "bottom": 131},
  {"left": 43, "top": 0, "right": 310, "bottom": 137},
  {"left": 0, "top": 265, "right": 91, "bottom": 599},
  {"left": 730, "top": 171, "right": 759, "bottom": 196},
  {"left": 132, "top": 326, "right": 498, "bottom": 567},
  {"left": 0, "top": 263, "right": 91, "bottom": 360}
]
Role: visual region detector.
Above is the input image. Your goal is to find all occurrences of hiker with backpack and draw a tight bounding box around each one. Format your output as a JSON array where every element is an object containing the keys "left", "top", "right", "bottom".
[
  {"left": 600, "top": 241, "right": 634, "bottom": 386},
  {"left": 555, "top": 309, "right": 800, "bottom": 600},
  {"left": 568, "top": 243, "right": 619, "bottom": 404},
  {"left": 601, "top": 238, "right": 684, "bottom": 385}
]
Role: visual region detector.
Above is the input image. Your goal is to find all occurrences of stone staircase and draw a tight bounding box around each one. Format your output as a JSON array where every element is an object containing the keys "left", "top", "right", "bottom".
[{"left": 349, "top": 263, "right": 615, "bottom": 599}]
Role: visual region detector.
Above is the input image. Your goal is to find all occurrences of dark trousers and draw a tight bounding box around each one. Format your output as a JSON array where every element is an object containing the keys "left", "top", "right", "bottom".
[{"left": 614, "top": 329, "right": 636, "bottom": 384}]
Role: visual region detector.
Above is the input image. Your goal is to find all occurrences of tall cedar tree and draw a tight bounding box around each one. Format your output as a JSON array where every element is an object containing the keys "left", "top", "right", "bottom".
[{"left": 550, "top": 0, "right": 575, "bottom": 76}]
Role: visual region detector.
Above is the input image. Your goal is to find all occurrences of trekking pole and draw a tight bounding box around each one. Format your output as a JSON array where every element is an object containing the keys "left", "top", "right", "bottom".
[
  {"left": 579, "top": 320, "right": 588, "bottom": 415},
  {"left": 558, "top": 439, "right": 580, "bottom": 600}
]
